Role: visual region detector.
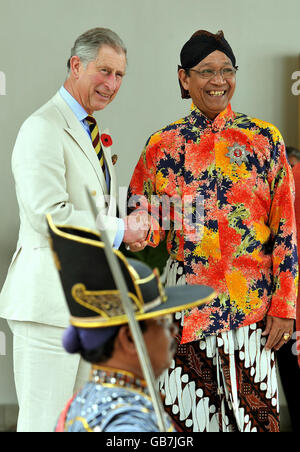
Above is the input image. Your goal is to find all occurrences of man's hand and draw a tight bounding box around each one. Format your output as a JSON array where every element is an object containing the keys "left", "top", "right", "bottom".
[
  {"left": 126, "top": 241, "right": 148, "bottom": 252},
  {"left": 262, "top": 315, "right": 294, "bottom": 351},
  {"left": 123, "top": 211, "right": 150, "bottom": 251}
]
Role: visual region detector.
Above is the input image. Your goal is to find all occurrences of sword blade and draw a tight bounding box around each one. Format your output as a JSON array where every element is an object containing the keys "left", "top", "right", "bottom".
[{"left": 85, "top": 187, "right": 167, "bottom": 432}]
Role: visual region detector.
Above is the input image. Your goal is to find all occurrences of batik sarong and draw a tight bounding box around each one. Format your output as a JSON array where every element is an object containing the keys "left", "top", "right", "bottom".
[{"left": 159, "top": 258, "right": 280, "bottom": 432}]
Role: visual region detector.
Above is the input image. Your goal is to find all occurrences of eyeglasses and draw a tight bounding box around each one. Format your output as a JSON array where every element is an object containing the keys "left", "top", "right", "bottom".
[{"left": 189, "top": 67, "right": 238, "bottom": 80}]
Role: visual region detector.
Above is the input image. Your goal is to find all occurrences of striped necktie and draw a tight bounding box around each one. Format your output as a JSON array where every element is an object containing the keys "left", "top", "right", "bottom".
[{"left": 85, "top": 115, "right": 106, "bottom": 176}]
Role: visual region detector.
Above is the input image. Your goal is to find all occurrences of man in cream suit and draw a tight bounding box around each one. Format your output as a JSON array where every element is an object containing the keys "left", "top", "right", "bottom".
[{"left": 0, "top": 28, "right": 148, "bottom": 432}]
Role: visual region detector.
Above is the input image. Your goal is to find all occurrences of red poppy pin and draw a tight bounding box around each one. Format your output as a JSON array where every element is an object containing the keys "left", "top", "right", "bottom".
[{"left": 100, "top": 133, "right": 113, "bottom": 147}]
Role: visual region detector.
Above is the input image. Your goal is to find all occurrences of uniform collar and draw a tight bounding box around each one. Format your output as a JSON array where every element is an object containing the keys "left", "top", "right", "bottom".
[{"left": 90, "top": 365, "right": 149, "bottom": 395}]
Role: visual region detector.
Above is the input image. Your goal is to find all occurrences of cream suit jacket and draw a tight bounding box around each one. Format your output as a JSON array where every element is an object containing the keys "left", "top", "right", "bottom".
[{"left": 0, "top": 91, "right": 120, "bottom": 327}]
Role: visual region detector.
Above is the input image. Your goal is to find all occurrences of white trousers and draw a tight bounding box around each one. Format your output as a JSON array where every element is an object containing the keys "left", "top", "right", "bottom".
[{"left": 8, "top": 320, "right": 90, "bottom": 432}]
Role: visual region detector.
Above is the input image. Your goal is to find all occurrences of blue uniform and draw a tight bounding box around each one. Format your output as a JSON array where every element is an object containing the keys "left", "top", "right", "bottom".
[{"left": 56, "top": 366, "right": 176, "bottom": 432}]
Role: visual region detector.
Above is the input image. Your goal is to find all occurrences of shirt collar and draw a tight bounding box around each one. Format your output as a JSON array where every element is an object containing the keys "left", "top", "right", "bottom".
[
  {"left": 189, "top": 102, "right": 235, "bottom": 131},
  {"left": 59, "top": 86, "right": 88, "bottom": 122}
]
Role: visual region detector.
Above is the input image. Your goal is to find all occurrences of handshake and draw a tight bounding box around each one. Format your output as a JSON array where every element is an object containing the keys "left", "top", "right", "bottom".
[{"left": 123, "top": 210, "right": 150, "bottom": 252}]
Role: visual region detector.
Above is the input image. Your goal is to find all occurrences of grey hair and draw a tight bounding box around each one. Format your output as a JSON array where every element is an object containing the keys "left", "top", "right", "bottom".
[{"left": 67, "top": 27, "right": 127, "bottom": 73}]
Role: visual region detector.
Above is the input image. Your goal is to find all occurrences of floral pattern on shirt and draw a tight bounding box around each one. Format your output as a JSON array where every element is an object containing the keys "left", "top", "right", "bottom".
[{"left": 129, "top": 103, "right": 298, "bottom": 343}]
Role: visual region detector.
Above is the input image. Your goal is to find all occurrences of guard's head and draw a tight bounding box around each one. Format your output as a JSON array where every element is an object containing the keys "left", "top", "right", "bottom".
[{"left": 63, "top": 315, "right": 178, "bottom": 379}]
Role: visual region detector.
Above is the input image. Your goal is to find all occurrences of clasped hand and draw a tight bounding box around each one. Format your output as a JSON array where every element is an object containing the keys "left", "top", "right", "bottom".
[{"left": 123, "top": 210, "right": 150, "bottom": 252}]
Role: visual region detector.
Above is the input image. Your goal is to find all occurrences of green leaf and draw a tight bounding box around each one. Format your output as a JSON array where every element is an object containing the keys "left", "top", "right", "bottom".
[{"left": 119, "top": 237, "right": 169, "bottom": 274}]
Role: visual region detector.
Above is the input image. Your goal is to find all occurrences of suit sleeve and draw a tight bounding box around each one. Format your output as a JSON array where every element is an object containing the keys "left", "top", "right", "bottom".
[{"left": 12, "top": 115, "right": 119, "bottom": 244}]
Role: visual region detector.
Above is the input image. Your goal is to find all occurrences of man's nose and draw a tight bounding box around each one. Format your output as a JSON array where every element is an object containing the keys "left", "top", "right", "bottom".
[
  {"left": 170, "top": 321, "right": 179, "bottom": 337},
  {"left": 210, "top": 71, "right": 226, "bottom": 84},
  {"left": 104, "top": 73, "right": 118, "bottom": 91}
]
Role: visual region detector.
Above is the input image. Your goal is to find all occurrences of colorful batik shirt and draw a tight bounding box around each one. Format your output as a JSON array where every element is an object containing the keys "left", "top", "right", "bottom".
[{"left": 128, "top": 103, "right": 298, "bottom": 344}]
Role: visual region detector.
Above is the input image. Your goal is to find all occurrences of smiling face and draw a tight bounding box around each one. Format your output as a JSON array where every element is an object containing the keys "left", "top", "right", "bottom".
[
  {"left": 65, "top": 44, "right": 127, "bottom": 114},
  {"left": 179, "top": 50, "right": 236, "bottom": 120}
]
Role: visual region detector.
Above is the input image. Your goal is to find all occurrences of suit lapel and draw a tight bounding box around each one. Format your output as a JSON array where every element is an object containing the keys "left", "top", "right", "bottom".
[
  {"left": 101, "top": 129, "right": 115, "bottom": 188},
  {"left": 52, "top": 92, "right": 108, "bottom": 195},
  {"left": 101, "top": 131, "right": 117, "bottom": 214}
]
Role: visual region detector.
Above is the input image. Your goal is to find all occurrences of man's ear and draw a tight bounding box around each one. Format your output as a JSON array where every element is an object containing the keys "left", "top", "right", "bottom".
[
  {"left": 178, "top": 68, "right": 190, "bottom": 91},
  {"left": 69, "top": 55, "right": 82, "bottom": 79},
  {"left": 117, "top": 325, "right": 137, "bottom": 356}
]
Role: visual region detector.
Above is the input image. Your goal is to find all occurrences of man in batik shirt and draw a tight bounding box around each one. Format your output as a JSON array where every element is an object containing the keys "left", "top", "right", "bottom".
[{"left": 128, "top": 30, "right": 297, "bottom": 432}]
